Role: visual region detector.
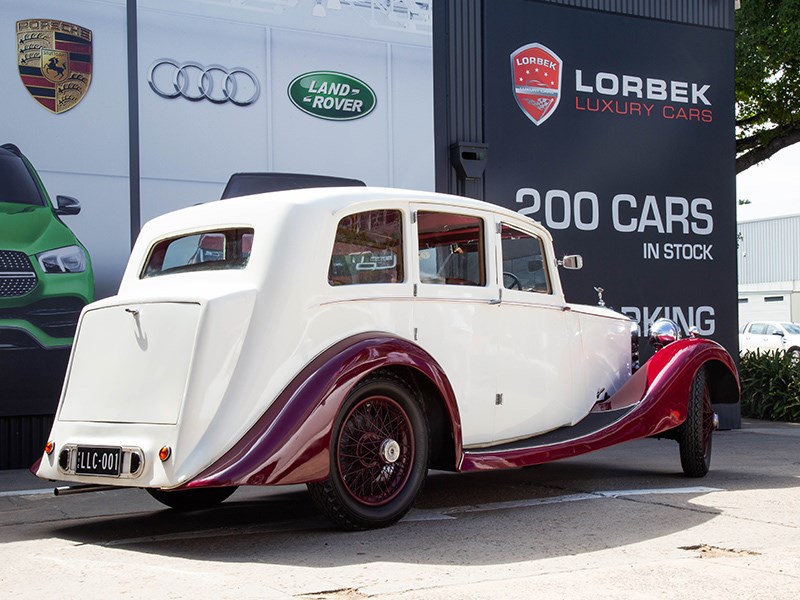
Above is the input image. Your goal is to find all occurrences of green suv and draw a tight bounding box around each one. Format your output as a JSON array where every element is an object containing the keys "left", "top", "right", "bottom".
[{"left": 0, "top": 143, "right": 94, "bottom": 358}]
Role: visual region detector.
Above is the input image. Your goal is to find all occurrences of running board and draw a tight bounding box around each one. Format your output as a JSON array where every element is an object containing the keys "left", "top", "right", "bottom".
[{"left": 463, "top": 405, "right": 636, "bottom": 456}]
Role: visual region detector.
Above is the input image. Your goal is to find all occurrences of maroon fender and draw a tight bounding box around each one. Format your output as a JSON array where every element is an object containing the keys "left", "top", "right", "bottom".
[
  {"left": 185, "top": 332, "right": 462, "bottom": 489},
  {"left": 459, "top": 337, "right": 739, "bottom": 471}
]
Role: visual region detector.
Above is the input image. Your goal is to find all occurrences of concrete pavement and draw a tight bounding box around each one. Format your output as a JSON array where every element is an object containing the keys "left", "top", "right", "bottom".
[{"left": 1, "top": 419, "right": 798, "bottom": 599}]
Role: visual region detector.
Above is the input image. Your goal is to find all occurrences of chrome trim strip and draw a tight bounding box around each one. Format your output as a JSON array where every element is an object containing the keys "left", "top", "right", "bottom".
[{"left": 319, "top": 296, "right": 414, "bottom": 306}]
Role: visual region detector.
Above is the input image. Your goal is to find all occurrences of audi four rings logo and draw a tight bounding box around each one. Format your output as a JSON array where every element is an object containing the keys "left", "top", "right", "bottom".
[{"left": 147, "top": 59, "right": 260, "bottom": 106}]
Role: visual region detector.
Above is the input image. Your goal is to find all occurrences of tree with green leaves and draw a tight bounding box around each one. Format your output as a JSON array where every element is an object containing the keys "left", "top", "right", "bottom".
[{"left": 736, "top": 0, "right": 800, "bottom": 173}]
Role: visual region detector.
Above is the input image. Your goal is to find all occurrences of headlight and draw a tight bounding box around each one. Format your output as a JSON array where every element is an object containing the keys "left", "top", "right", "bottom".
[
  {"left": 36, "top": 245, "right": 87, "bottom": 273},
  {"left": 649, "top": 318, "right": 681, "bottom": 351},
  {"left": 630, "top": 320, "right": 640, "bottom": 371}
]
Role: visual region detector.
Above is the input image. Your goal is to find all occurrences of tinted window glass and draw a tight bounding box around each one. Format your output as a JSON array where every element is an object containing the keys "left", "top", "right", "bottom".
[
  {"left": 328, "top": 210, "right": 403, "bottom": 285},
  {"left": 141, "top": 228, "right": 253, "bottom": 278},
  {"left": 0, "top": 152, "right": 45, "bottom": 206},
  {"left": 783, "top": 323, "right": 800, "bottom": 335},
  {"left": 417, "top": 212, "right": 485, "bottom": 286},
  {"left": 500, "top": 224, "right": 550, "bottom": 293}
]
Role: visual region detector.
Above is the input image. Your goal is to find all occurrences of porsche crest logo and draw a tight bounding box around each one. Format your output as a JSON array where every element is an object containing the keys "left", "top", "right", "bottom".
[
  {"left": 511, "top": 43, "right": 562, "bottom": 126},
  {"left": 17, "top": 19, "right": 92, "bottom": 114}
]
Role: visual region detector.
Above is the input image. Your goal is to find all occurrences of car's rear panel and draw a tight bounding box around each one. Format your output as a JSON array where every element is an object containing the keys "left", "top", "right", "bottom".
[
  {"left": 59, "top": 302, "right": 201, "bottom": 425},
  {"left": 36, "top": 285, "right": 258, "bottom": 488}
]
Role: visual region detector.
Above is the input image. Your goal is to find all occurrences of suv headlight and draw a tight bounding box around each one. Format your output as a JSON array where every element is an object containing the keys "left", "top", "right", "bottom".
[{"left": 36, "top": 245, "right": 87, "bottom": 273}]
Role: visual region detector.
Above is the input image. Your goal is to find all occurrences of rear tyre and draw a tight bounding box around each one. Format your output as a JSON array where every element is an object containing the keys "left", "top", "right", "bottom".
[
  {"left": 678, "top": 367, "right": 714, "bottom": 477},
  {"left": 147, "top": 486, "right": 237, "bottom": 510},
  {"left": 308, "top": 373, "right": 429, "bottom": 530}
]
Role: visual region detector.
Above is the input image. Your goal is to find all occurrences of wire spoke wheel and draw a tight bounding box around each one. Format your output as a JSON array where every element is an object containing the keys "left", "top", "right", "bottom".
[
  {"left": 678, "top": 366, "right": 714, "bottom": 477},
  {"left": 338, "top": 395, "right": 413, "bottom": 506},
  {"left": 308, "top": 373, "right": 429, "bottom": 530}
]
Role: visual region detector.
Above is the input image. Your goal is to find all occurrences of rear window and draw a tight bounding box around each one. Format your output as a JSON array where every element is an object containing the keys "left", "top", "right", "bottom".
[{"left": 141, "top": 228, "right": 254, "bottom": 278}]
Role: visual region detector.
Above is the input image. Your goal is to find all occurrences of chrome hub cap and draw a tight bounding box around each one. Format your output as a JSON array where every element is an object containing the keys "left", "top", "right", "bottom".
[{"left": 380, "top": 439, "right": 401, "bottom": 464}]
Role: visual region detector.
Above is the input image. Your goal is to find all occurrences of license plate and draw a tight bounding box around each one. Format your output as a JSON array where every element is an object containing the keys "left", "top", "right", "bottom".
[{"left": 75, "top": 446, "right": 121, "bottom": 476}]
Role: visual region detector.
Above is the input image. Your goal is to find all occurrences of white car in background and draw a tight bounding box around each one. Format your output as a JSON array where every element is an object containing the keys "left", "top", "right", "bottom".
[{"left": 740, "top": 321, "right": 800, "bottom": 359}]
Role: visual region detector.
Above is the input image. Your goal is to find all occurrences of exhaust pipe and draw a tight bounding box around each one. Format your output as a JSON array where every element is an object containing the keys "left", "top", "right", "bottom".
[{"left": 54, "top": 484, "right": 118, "bottom": 496}]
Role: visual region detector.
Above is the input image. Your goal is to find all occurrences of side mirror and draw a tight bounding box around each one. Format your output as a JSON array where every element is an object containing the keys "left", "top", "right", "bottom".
[
  {"left": 55, "top": 195, "right": 81, "bottom": 216},
  {"left": 772, "top": 330, "right": 785, "bottom": 337},
  {"left": 560, "top": 255, "right": 583, "bottom": 270}
]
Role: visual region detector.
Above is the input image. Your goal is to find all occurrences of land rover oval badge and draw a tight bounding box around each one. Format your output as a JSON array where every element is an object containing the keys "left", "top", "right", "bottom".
[
  {"left": 288, "top": 71, "right": 376, "bottom": 121},
  {"left": 17, "top": 19, "right": 93, "bottom": 114}
]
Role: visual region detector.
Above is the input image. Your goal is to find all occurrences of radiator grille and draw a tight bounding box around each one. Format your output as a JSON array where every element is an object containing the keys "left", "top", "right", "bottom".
[{"left": 0, "top": 250, "right": 37, "bottom": 297}]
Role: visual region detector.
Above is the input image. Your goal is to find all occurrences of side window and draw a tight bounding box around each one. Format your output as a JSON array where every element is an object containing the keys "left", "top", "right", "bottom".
[
  {"left": 328, "top": 209, "right": 403, "bottom": 285},
  {"left": 750, "top": 323, "right": 766, "bottom": 335},
  {"left": 500, "top": 224, "right": 550, "bottom": 293},
  {"left": 417, "top": 212, "right": 485, "bottom": 286}
]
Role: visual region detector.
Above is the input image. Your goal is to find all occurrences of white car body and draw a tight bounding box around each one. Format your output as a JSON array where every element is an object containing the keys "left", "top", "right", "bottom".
[
  {"left": 34, "top": 186, "right": 738, "bottom": 529},
  {"left": 38, "top": 187, "right": 630, "bottom": 483}
]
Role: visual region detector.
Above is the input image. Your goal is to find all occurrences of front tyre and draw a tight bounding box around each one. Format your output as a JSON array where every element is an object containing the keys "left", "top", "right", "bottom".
[
  {"left": 147, "top": 486, "right": 237, "bottom": 511},
  {"left": 308, "top": 374, "right": 429, "bottom": 530},
  {"left": 678, "top": 366, "right": 714, "bottom": 477}
]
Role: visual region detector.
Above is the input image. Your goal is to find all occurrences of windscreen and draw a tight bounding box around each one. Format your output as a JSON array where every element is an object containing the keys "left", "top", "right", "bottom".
[{"left": 0, "top": 152, "right": 45, "bottom": 206}]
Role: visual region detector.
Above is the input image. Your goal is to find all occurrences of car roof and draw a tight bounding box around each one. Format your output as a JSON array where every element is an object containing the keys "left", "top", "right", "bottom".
[
  {"left": 143, "top": 186, "right": 550, "bottom": 240},
  {"left": 0, "top": 144, "right": 24, "bottom": 160}
]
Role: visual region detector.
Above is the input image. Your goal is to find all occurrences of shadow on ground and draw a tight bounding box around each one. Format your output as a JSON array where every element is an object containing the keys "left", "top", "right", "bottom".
[{"left": 21, "top": 431, "right": 796, "bottom": 569}]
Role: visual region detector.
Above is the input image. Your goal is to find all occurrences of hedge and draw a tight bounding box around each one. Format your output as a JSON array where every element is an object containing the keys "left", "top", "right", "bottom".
[{"left": 739, "top": 350, "right": 800, "bottom": 423}]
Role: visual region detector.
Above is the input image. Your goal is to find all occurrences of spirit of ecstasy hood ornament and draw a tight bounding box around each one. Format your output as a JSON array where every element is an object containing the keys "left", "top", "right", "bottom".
[{"left": 593, "top": 286, "right": 605, "bottom": 307}]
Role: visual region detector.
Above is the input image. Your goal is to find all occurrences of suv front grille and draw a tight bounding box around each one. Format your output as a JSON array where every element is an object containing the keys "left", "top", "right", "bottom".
[
  {"left": 0, "top": 250, "right": 37, "bottom": 297},
  {"left": 0, "top": 297, "right": 85, "bottom": 338},
  {"left": 0, "top": 328, "right": 41, "bottom": 349}
]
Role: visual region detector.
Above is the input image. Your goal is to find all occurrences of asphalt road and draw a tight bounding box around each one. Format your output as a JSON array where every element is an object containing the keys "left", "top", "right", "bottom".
[{"left": 1, "top": 419, "right": 798, "bottom": 599}]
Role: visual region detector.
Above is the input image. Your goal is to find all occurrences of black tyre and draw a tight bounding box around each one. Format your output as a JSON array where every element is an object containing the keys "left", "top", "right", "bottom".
[
  {"left": 147, "top": 486, "right": 237, "bottom": 511},
  {"left": 678, "top": 367, "right": 714, "bottom": 477},
  {"left": 308, "top": 373, "right": 430, "bottom": 530}
]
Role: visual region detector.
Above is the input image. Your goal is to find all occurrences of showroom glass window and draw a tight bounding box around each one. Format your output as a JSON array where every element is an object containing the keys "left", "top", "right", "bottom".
[
  {"left": 141, "top": 228, "right": 254, "bottom": 277},
  {"left": 417, "top": 212, "right": 485, "bottom": 286},
  {"left": 500, "top": 224, "right": 550, "bottom": 293},
  {"left": 328, "top": 210, "right": 404, "bottom": 285}
]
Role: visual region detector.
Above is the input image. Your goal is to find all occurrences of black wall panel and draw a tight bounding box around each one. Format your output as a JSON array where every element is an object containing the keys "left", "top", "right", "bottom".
[{"left": 434, "top": 0, "right": 740, "bottom": 427}]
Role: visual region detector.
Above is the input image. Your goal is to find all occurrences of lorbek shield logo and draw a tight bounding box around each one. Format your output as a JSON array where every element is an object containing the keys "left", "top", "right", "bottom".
[
  {"left": 17, "top": 19, "right": 92, "bottom": 114},
  {"left": 511, "top": 43, "right": 562, "bottom": 126}
]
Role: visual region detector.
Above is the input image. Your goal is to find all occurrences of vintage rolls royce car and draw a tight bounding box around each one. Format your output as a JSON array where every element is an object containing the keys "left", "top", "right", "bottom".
[{"left": 34, "top": 187, "right": 739, "bottom": 530}]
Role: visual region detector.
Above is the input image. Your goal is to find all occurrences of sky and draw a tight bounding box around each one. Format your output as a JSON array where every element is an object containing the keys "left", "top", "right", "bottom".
[{"left": 736, "top": 142, "right": 800, "bottom": 222}]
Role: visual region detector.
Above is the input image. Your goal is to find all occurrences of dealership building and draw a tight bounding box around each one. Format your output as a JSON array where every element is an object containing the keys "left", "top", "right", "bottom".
[
  {"left": 738, "top": 213, "right": 800, "bottom": 327},
  {"left": 1, "top": 0, "right": 740, "bottom": 467}
]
